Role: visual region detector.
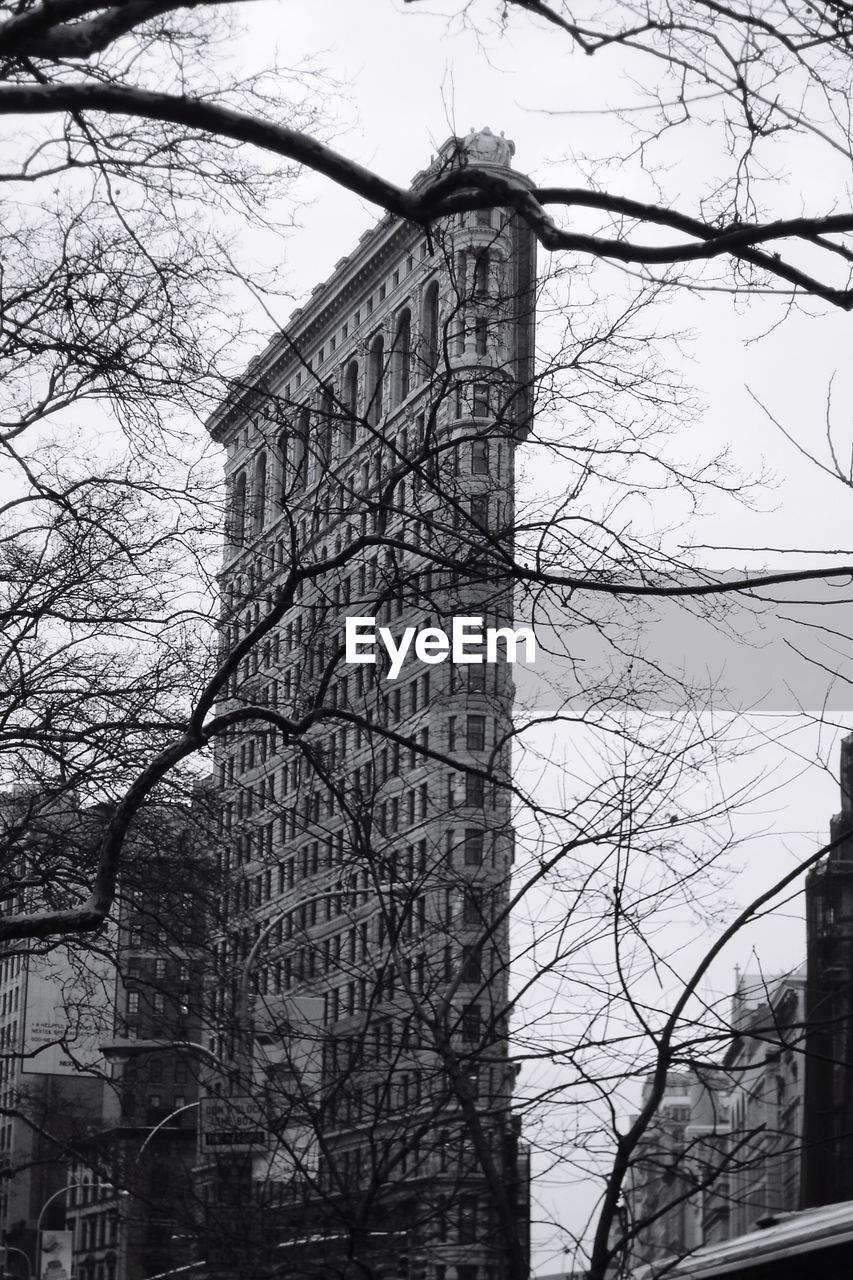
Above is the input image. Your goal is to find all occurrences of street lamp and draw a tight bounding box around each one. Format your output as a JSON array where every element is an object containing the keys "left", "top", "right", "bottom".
[
  {"left": 100, "top": 1039, "right": 232, "bottom": 1072},
  {"left": 36, "top": 1183, "right": 127, "bottom": 1234},
  {"left": 135, "top": 1101, "right": 200, "bottom": 1164},
  {"left": 1, "top": 1245, "right": 32, "bottom": 1280}
]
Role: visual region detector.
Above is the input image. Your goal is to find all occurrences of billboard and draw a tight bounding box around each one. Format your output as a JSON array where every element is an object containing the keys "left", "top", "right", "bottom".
[
  {"left": 38, "top": 1229, "right": 72, "bottom": 1280},
  {"left": 22, "top": 945, "right": 114, "bottom": 1075}
]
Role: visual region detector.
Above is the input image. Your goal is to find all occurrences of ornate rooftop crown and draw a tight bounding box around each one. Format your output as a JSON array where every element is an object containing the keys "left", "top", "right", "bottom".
[{"left": 459, "top": 126, "right": 516, "bottom": 167}]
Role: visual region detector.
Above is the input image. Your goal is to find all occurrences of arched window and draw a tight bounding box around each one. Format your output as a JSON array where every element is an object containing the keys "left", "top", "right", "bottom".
[
  {"left": 342, "top": 361, "right": 358, "bottom": 452},
  {"left": 392, "top": 308, "right": 411, "bottom": 406},
  {"left": 231, "top": 471, "right": 247, "bottom": 547},
  {"left": 252, "top": 451, "right": 267, "bottom": 536},
  {"left": 367, "top": 333, "right": 385, "bottom": 427},
  {"left": 421, "top": 281, "right": 439, "bottom": 375}
]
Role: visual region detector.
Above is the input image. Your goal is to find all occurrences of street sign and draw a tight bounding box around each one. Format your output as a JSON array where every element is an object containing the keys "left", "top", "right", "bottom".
[{"left": 199, "top": 1095, "right": 269, "bottom": 1153}]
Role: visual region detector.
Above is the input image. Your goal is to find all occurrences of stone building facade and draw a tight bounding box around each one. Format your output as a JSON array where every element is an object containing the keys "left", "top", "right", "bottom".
[{"left": 203, "top": 128, "right": 535, "bottom": 1280}]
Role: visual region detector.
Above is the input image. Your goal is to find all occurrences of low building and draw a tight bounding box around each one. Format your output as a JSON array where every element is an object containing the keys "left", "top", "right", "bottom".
[
  {"left": 0, "top": 786, "right": 107, "bottom": 1278},
  {"left": 626, "top": 970, "right": 806, "bottom": 1271},
  {"left": 67, "top": 793, "right": 216, "bottom": 1280},
  {"left": 0, "top": 785, "right": 215, "bottom": 1280},
  {"left": 627, "top": 1069, "right": 736, "bottom": 1271},
  {"left": 722, "top": 968, "right": 805, "bottom": 1238}
]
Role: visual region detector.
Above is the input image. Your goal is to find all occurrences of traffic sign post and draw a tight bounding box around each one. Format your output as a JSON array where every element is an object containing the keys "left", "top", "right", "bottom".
[{"left": 199, "top": 1096, "right": 269, "bottom": 1153}]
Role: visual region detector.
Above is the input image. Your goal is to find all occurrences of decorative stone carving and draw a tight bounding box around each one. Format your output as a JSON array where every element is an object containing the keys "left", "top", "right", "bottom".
[{"left": 460, "top": 127, "right": 516, "bottom": 167}]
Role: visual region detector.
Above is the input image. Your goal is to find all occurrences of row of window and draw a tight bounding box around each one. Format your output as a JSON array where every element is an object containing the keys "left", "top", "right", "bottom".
[
  {"left": 223, "top": 746, "right": 499, "bottom": 871},
  {"left": 72, "top": 1209, "right": 118, "bottom": 1250},
  {"left": 324, "top": 1055, "right": 488, "bottom": 1132},
  {"left": 223, "top": 819, "right": 497, "bottom": 919},
  {"left": 230, "top": 419, "right": 496, "bottom": 555},
  {"left": 225, "top": 879, "right": 497, "bottom": 973},
  {"left": 225, "top": 536, "right": 510, "bottom": 664},
  {"left": 253, "top": 932, "right": 495, "bottom": 1006},
  {"left": 221, "top": 708, "right": 493, "bottom": 805},
  {"left": 0, "top": 985, "right": 19, "bottom": 1018}
]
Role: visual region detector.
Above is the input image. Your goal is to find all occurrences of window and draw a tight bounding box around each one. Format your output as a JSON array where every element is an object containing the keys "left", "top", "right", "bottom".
[
  {"left": 367, "top": 333, "right": 385, "bottom": 426},
  {"left": 342, "top": 361, "right": 358, "bottom": 452},
  {"left": 463, "top": 888, "right": 484, "bottom": 925},
  {"left": 473, "top": 383, "right": 490, "bottom": 418},
  {"left": 318, "top": 386, "right": 335, "bottom": 467},
  {"left": 475, "top": 315, "right": 488, "bottom": 356},
  {"left": 127, "top": 992, "right": 139, "bottom": 1014},
  {"left": 461, "top": 948, "right": 482, "bottom": 984},
  {"left": 421, "top": 280, "right": 439, "bottom": 374},
  {"left": 252, "top": 451, "right": 267, "bottom": 535},
  {"left": 475, "top": 249, "right": 490, "bottom": 296},
  {"left": 468, "top": 665, "right": 487, "bottom": 693},
  {"left": 393, "top": 309, "right": 412, "bottom": 404},
  {"left": 470, "top": 494, "right": 489, "bottom": 526},
  {"left": 277, "top": 430, "right": 289, "bottom": 506},
  {"left": 231, "top": 471, "right": 247, "bottom": 546},
  {"left": 472, "top": 440, "right": 489, "bottom": 474},
  {"left": 466, "top": 715, "right": 486, "bottom": 751},
  {"left": 455, "top": 248, "right": 468, "bottom": 294},
  {"left": 464, "top": 830, "right": 484, "bottom": 866},
  {"left": 462, "top": 1004, "right": 481, "bottom": 1041},
  {"left": 293, "top": 406, "right": 309, "bottom": 490},
  {"left": 465, "top": 774, "right": 485, "bottom": 807}
]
